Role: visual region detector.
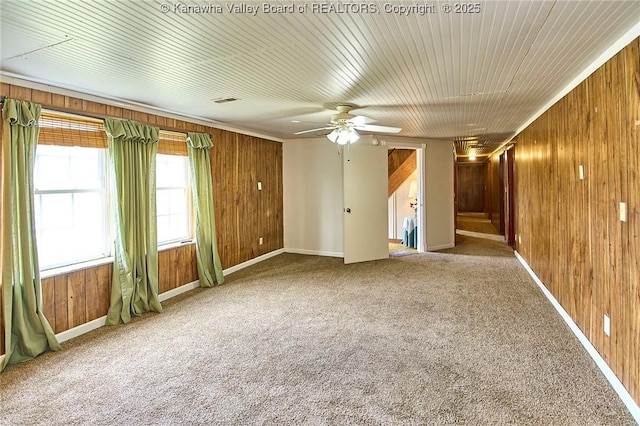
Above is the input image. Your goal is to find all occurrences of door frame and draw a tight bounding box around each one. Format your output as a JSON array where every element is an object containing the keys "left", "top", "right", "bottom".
[
  {"left": 386, "top": 141, "right": 426, "bottom": 253},
  {"left": 504, "top": 145, "right": 516, "bottom": 248}
]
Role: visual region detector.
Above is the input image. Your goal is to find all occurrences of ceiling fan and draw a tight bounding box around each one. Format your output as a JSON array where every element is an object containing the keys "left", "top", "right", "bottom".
[{"left": 294, "top": 105, "right": 402, "bottom": 145}]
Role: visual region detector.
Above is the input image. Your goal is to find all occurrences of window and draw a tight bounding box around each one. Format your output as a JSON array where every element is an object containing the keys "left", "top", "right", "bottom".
[
  {"left": 156, "top": 154, "right": 192, "bottom": 245},
  {"left": 32, "top": 110, "right": 193, "bottom": 270},
  {"left": 34, "top": 145, "right": 110, "bottom": 269}
]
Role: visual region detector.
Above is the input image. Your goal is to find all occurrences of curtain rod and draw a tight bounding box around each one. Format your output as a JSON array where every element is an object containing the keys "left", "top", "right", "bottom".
[
  {"left": 0, "top": 96, "right": 201, "bottom": 138},
  {"left": 42, "top": 107, "right": 191, "bottom": 137}
]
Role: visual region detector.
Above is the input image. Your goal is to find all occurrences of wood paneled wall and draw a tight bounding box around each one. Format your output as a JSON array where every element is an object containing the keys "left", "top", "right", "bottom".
[
  {"left": 388, "top": 149, "right": 416, "bottom": 196},
  {"left": 41, "top": 264, "right": 113, "bottom": 333},
  {"left": 211, "top": 129, "right": 283, "bottom": 266},
  {"left": 484, "top": 155, "right": 503, "bottom": 231},
  {"left": 456, "top": 163, "right": 484, "bottom": 212},
  {"left": 39, "top": 244, "right": 199, "bottom": 334},
  {"left": 388, "top": 148, "right": 414, "bottom": 173},
  {"left": 511, "top": 38, "right": 639, "bottom": 405},
  {"left": 0, "top": 83, "right": 284, "bottom": 353}
]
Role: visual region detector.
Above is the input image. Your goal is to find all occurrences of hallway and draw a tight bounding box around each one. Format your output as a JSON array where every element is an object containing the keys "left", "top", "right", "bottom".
[{"left": 456, "top": 212, "right": 505, "bottom": 244}]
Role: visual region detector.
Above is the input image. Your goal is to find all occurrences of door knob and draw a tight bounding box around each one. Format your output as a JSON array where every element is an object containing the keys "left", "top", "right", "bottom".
[{"left": 345, "top": 208, "right": 351, "bottom": 213}]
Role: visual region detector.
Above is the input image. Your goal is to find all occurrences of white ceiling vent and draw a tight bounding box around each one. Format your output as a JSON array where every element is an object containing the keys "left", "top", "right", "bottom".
[{"left": 212, "top": 97, "right": 239, "bottom": 104}]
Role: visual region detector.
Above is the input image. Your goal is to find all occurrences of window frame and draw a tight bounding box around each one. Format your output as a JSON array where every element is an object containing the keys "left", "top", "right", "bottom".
[
  {"left": 32, "top": 109, "right": 196, "bottom": 272},
  {"left": 33, "top": 144, "right": 113, "bottom": 271},
  {"left": 155, "top": 152, "right": 194, "bottom": 247}
]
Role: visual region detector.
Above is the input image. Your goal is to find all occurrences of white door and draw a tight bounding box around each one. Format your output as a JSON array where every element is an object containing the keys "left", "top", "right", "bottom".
[{"left": 343, "top": 142, "right": 389, "bottom": 264}]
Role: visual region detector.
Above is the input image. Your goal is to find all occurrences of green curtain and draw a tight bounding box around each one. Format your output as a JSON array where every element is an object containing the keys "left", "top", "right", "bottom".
[
  {"left": 1, "top": 99, "right": 60, "bottom": 369},
  {"left": 187, "top": 132, "right": 224, "bottom": 287},
  {"left": 105, "top": 118, "right": 162, "bottom": 325}
]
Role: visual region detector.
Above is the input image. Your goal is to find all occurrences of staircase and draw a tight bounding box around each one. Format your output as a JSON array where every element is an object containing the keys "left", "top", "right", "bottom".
[{"left": 388, "top": 149, "right": 416, "bottom": 196}]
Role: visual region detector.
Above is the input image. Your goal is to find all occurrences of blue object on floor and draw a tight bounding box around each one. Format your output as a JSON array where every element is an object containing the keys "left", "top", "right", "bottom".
[{"left": 402, "top": 217, "right": 417, "bottom": 249}]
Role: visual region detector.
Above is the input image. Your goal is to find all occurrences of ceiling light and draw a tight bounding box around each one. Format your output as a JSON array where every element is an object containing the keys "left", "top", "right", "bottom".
[
  {"left": 348, "top": 128, "right": 360, "bottom": 143},
  {"left": 469, "top": 153, "right": 477, "bottom": 161},
  {"left": 336, "top": 130, "right": 350, "bottom": 145},
  {"left": 327, "top": 129, "right": 339, "bottom": 143},
  {"left": 327, "top": 127, "right": 360, "bottom": 145}
]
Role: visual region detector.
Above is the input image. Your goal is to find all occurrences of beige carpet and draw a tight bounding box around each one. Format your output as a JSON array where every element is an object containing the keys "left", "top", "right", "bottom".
[
  {"left": 1, "top": 235, "right": 635, "bottom": 425},
  {"left": 457, "top": 212, "right": 500, "bottom": 235},
  {"left": 389, "top": 242, "right": 418, "bottom": 257}
]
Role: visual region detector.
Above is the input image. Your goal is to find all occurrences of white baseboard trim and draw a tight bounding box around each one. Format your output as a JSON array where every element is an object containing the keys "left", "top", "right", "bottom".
[
  {"left": 284, "top": 248, "right": 343, "bottom": 258},
  {"left": 514, "top": 251, "right": 640, "bottom": 423},
  {"left": 56, "top": 315, "right": 107, "bottom": 343},
  {"left": 222, "top": 248, "right": 286, "bottom": 275},
  {"left": 427, "top": 243, "right": 455, "bottom": 251},
  {"left": 55, "top": 279, "right": 201, "bottom": 343},
  {"left": 158, "top": 280, "right": 200, "bottom": 302}
]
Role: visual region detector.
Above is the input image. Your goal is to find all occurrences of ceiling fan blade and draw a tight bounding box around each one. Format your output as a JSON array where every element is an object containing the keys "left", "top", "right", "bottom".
[
  {"left": 349, "top": 115, "right": 376, "bottom": 126},
  {"left": 294, "top": 126, "right": 334, "bottom": 135},
  {"left": 354, "top": 124, "right": 402, "bottom": 134}
]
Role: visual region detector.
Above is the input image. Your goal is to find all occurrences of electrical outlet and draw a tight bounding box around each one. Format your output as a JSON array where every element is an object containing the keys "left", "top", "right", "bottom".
[
  {"left": 259, "top": 237, "right": 263, "bottom": 245},
  {"left": 604, "top": 314, "right": 610, "bottom": 336}
]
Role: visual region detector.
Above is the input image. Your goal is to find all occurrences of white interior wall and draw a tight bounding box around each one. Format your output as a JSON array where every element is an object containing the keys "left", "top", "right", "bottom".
[
  {"left": 283, "top": 138, "right": 344, "bottom": 256},
  {"left": 283, "top": 137, "right": 455, "bottom": 256},
  {"left": 386, "top": 138, "right": 455, "bottom": 251}
]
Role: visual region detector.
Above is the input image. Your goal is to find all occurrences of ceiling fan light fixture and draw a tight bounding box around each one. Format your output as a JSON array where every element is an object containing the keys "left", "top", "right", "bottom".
[
  {"left": 327, "top": 129, "right": 339, "bottom": 143},
  {"left": 348, "top": 128, "right": 360, "bottom": 143},
  {"left": 327, "top": 126, "right": 359, "bottom": 145},
  {"left": 336, "top": 129, "right": 351, "bottom": 145},
  {"left": 311, "top": 104, "right": 399, "bottom": 144}
]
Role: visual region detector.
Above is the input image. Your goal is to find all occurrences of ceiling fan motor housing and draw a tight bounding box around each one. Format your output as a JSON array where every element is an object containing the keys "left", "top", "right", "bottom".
[
  {"left": 331, "top": 105, "right": 357, "bottom": 124},
  {"left": 294, "top": 103, "right": 401, "bottom": 136},
  {"left": 331, "top": 115, "right": 355, "bottom": 125}
]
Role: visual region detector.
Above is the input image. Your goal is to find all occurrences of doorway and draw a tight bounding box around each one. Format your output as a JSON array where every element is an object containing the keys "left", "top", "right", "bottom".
[
  {"left": 454, "top": 145, "right": 516, "bottom": 247},
  {"left": 502, "top": 146, "right": 516, "bottom": 247},
  {"left": 454, "top": 159, "right": 500, "bottom": 241},
  {"left": 386, "top": 145, "right": 423, "bottom": 255}
]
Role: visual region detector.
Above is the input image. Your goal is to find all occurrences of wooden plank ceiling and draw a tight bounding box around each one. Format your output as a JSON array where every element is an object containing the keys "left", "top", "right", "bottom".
[{"left": 1, "top": 1, "right": 639, "bottom": 162}]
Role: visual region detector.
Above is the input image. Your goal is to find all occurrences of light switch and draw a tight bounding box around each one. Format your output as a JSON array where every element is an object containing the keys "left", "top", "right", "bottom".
[
  {"left": 258, "top": 181, "right": 262, "bottom": 191},
  {"left": 620, "top": 202, "right": 627, "bottom": 222},
  {"left": 579, "top": 165, "right": 584, "bottom": 180}
]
